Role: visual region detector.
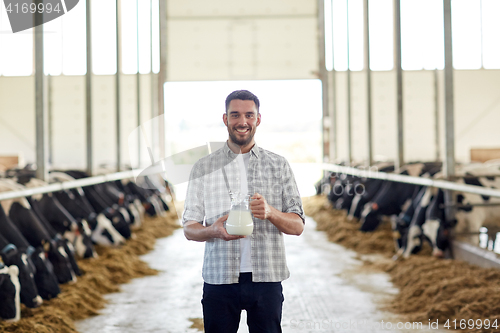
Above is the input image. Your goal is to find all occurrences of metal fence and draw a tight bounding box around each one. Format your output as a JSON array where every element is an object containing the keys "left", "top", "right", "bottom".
[{"left": 321, "top": 163, "right": 500, "bottom": 198}]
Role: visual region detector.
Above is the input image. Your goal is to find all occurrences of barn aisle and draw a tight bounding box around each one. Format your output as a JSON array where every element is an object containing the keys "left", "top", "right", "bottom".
[{"left": 76, "top": 216, "right": 451, "bottom": 333}]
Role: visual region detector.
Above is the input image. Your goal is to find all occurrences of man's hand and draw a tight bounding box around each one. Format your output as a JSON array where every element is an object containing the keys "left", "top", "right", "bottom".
[
  {"left": 250, "top": 193, "right": 273, "bottom": 220},
  {"left": 184, "top": 215, "right": 245, "bottom": 242},
  {"left": 210, "top": 214, "right": 246, "bottom": 241},
  {"left": 249, "top": 192, "right": 304, "bottom": 236}
]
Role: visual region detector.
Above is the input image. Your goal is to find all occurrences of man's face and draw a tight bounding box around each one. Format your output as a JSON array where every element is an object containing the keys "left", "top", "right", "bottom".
[{"left": 223, "top": 99, "right": 261, "bottom": 148}]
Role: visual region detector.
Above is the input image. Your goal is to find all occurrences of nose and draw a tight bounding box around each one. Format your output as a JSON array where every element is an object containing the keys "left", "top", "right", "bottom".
[
  {"left": 236, "top": 117, "right": 248, "bottom": 127},
  {"left": 33, "top": 295, "right": 43, "bottom": 307}
]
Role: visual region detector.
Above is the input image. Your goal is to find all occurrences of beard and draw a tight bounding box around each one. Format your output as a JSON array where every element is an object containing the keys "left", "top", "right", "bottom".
[{"left": 228, "top": 126, "right": 255, "bottom": 147}]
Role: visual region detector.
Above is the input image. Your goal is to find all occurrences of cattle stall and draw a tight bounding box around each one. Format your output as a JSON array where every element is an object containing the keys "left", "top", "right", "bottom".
[{"left": 319, "top": 162, "right": 500, "bottom": 268}]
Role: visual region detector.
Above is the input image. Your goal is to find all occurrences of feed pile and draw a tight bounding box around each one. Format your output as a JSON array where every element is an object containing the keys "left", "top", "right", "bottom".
[
  {"left": 302, "top": 195, "right": 500, "bottom": 333},
  {"left": 0, "top": 210, "right": 180, "bottom": 333}
]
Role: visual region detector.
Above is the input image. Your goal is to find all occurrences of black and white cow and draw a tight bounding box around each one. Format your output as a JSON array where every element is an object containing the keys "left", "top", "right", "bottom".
[
  {"left": 0, "top": 205, "right": 60, "bottom": 300},
  {"left": 393, "top": 185, "right": 453, "bottom": 258},
  {"left": 0, "top": 180, "right": 77, "bottom": 285},
  {"left": 18, "top": 177, "right": 96, "bottom": 260},
  {"left": 63, "top": 171, "right": 132, "bottom": 240},
  {"left": 138, "top": 174, "right": 173, "bottom": 212},
  {"left": 453, "top": 168, "right": 500, "bottom": 251},
  {"left": 0, "top": 232, "right": 40, "bottom": 312},
  {"left": 49, "top": 172, "right": 126, "bottom": 247},
  {"left": 394, "top": 164, "right": 500, "bottom": 258},
  {"left": 347, "top": 163, "right": 395, "bottom": 220},
  {"left": 122, "top": 180, "right": 164, "bottom": 217},
  {"left": 359, "top": 163, "right": 441, "bottom": 232},
  {"left": 0, "top": 261, "right": 20, "bottom": 321}
]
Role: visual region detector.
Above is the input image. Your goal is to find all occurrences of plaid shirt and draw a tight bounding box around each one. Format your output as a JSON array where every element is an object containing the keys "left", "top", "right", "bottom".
[{"left": 182, "top": 142, "right": 305, "bottom": 285}]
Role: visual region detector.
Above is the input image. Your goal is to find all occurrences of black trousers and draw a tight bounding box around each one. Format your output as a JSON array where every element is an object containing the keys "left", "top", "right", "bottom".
[{"left": 202, "top": 273, "right": 284, "bottom": 333}]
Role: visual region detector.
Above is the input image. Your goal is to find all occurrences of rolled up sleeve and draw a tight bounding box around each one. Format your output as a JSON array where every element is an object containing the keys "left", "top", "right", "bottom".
[
  {"left": 182, "top": 162, "right": 205, "bottom": 226},
  {"left": 281, "top": 160, "right": 305, "bottom": 223}
]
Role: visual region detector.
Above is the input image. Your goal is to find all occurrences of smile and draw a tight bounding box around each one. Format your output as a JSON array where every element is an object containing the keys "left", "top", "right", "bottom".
[{"left": 235, "top": 128, "right": 249, "bottom": 133}]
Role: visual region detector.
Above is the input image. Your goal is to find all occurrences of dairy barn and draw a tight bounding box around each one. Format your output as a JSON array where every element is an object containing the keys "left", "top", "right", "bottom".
[{"left": 0, "top": 0, "right": 500, "bottom": 332}]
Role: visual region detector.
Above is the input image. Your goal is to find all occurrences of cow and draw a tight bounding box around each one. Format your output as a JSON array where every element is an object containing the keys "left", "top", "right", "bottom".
[
  {"left": 18, "top": 177, "right": 96, "bottom": 260},
  {"left": 0, "top": 180, "right": 77, "bottom": 284},
  {"left": 0, "top": 232, "right": 41, "bottom": 309},
  {"left": 0, "top": 204, "right": 60, "bottom": 300},
  {"left": 62, "top": 171, "right": 132, "bottom": 240},
  {"left": 0, "top": 262, "right": 20, "bottom": 321},
  {"left": 97, "top": 181, "right": 142, "bottom": 229},
  {"left": 113, "top": 180, "right": 146, "bottom": 227},
  {"left": 121, "top": 179, "right": 164, "bottom": 217},
  {"left": 453, "top": 169, "right": 500, "bottom": 251},
  {"left": 347, "top": 163, "right": 395, "bottom": 220},
  {"left": 348, "top": 178, "right": 388, "bottom": 220},
  {"left": 48, "top": 172, "right": 126, "bottom": 247},
  {"left": 394, "top": 164, "right": 500, "bottom": 258},
  {"left": 359, "top": 163, "right": 442, "bottom": 232},
  {"left": 138, "top": 174, "right": 173, "bottom": 212},
  {"left": 391, "top": 185, "right": 427, "bottom": 255},
  {"left": 0, "top": 178, "right": 83, "bottom": 276}
]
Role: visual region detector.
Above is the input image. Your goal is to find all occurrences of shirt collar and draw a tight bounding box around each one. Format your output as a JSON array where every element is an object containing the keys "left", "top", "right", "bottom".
[{"left": 224, "top": 141, "right": 260, "bottom": 159}]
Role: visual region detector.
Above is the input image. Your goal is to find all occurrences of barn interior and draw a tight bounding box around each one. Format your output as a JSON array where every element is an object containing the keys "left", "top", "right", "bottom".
[{"left": 1, "top": 0, "right": 500, "bottom": 332}]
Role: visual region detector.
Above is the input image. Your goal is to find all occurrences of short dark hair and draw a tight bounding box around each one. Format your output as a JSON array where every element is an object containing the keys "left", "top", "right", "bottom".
[{"left": 225, "top": 90, "right": 260, "bottom": 114}]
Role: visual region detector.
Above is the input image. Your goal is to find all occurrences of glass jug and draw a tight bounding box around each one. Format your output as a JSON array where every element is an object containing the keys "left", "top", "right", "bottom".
[{"left": 226, "top": 193, "right": 254, "bottom": 236}]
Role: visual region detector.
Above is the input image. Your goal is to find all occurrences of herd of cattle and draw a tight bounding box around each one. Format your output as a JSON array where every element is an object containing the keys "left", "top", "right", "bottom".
[
  {"left": 316, "top": 161, "right": 500, "bottom": 259},
  {"left": 0, "top": 169, "right": 171, "bottom": 322}
]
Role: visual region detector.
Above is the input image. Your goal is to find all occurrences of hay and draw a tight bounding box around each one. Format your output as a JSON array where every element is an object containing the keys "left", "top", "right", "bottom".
[
  {"left": 188, "top": 317, "right": 204, "bottom": 331},
  {"left": 303, "top": 195, "right": 500, "bottom": 333},
  {"left": 302, "top": 196, "right": 395, "bottom": 255},
  {"left": 0, "top": 209, "right": 180, "bottom": 333}
]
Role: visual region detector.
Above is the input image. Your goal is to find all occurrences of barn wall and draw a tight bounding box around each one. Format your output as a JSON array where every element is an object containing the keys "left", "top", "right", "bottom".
[
  {"left": 0, "top": 74, "right": 153, "bottom": 170},
  {"left": 167, "top": 0, "right": 318, "bottom": 81},
  {"left": 0, "top": 69, "right": 499, "bottom": 169},
  {"left": 0, "top": 76, "right": 35, "bottom": 166},
  {"left": 331, "top": 69, "right": 500, "bottom": 164}
]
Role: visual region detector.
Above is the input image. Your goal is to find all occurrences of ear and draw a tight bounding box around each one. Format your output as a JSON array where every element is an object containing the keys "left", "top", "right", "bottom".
[
  {"left": 223, "top": 113, "right": 228, "bottom": 126},
  {"left": 256, "top": 113, "right": 261, "bottom": 127}
]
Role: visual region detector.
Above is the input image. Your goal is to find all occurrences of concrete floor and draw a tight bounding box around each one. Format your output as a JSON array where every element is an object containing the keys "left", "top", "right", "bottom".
[{"left": 76, "top": 217, "right": 452, "bottom": 333}]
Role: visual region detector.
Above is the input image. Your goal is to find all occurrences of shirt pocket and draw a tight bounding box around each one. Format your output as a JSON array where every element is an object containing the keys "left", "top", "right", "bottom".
[{"left": 252, "top": 167, "right": 282, "bottom": 204}]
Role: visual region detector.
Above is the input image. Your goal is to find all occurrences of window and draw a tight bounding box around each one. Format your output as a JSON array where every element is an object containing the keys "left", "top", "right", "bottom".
[
  {"left": 368, "top": 0, "right": 393, "bottom": 71},
  {"left": 0, "top": 5, "right": 33, "bottom": 76},
  {"left": 451, "top": 0, "right": 481, "bottom": 70},
  {"left": 481, "top": 0, "right": 500, "bottom": 69},
  {"left": 401, "top": 0, "right": 444, "bottom": 70},
  {"left": 92, "top": 0, "right": 117, "bottom": 75}
]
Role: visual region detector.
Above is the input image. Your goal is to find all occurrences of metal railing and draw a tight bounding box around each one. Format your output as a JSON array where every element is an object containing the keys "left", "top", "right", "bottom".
[
  {"left": 1, "top": 162, "right": 500, "bottom": 203},
  {"left": 0, "top": 170, "right": 136, "bottom": 202},
  {"left": 321, "top": 163, "right": 500, "bottom": 198}
]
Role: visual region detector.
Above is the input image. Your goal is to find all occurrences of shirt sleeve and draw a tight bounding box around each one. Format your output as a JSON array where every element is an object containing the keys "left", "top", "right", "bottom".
[
  {"left": 281, "top": 159, "right": 306, "bottom": 224},
  {"left": 182, "top": 161, "right": 205, "bottom": 226}
]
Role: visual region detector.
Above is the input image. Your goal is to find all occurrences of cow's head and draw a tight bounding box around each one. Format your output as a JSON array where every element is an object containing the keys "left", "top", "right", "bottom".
[
  {"left": 91, "top": 213, "right": 126, "bottom": 246},
  {"left": 402, "top": 225, "right": 423, "bottom": 258},
  {"left": 422, "top": 218, "right": 455, "bottom": 258},
  {"left": 0, "top": 263, "right": 20, "bottom": 321},
  {"left": 360, "top": 203, "right": 381, "bottom": 231},
  {"left": 64, "top": 220, "right": 97, "bottom": 259},
  {"left": 104, "top": 208, "right": 131, "bottom": 239},
  {"left": 30, "top": 246, "right": 60, "bottom": 300},
  {"left": 1, "top": 244, "right": 42, "bottom": 308},
  {"left": 128, "top": 202, "right": 142, "bottom": 229},
  {"left": 46, "top": 240, "right": 77, "bottom": 284}
]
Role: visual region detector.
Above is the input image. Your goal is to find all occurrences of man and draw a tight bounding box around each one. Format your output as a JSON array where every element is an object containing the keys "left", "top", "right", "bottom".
[{"left": 182, "top": 90, "right": 305, "bottom": 333}]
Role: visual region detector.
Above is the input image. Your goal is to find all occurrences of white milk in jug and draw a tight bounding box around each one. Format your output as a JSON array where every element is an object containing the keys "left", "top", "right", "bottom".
[{"left": 226, "top": 210, "right": 254, "bottom": 236}]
